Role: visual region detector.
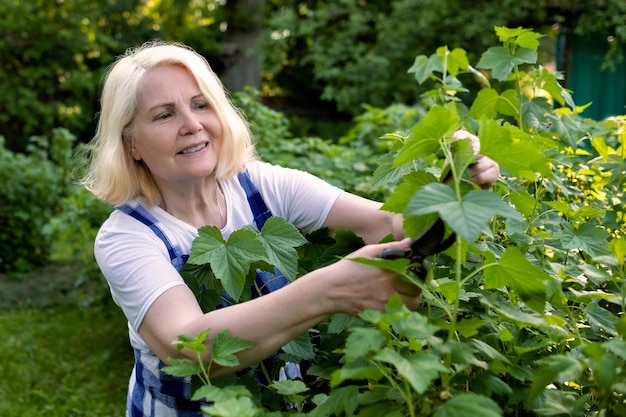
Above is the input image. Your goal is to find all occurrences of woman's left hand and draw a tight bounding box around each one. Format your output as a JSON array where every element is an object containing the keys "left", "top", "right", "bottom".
[
  {"left": 470, "top": 154, "right": 500, "bottom": 189},
  {"left": 452, "top": 130, "right": 500, "bottom": 189}
]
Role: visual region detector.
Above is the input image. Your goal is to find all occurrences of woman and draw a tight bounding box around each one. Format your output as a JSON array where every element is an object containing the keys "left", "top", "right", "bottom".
[{"left": 81, "top": 41, "right": 499, "bottom": 416}]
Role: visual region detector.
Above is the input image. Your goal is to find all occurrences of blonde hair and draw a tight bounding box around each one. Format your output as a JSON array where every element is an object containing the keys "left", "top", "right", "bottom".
[{"left": 80, "top": 40, "right": 257, "bottom": 206}]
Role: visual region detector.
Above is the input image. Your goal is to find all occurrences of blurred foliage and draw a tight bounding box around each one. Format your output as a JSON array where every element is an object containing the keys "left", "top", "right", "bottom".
[
  {"left": 0, "top": 129, "right": 74, "bottom": 273},
  {"left": 1, "top": 0, "right": 624, "bottom": 151},
  {"left": 262, "top": 0, "right": 625, "bottom": 115},
  {"left": 0, "top": 0, "right": 224, "bottom": 152}
]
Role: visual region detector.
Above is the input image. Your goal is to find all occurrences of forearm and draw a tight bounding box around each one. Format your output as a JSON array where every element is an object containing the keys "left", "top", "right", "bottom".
[{"left": 140, "top": 270, "right": 332, "bottom": 376}]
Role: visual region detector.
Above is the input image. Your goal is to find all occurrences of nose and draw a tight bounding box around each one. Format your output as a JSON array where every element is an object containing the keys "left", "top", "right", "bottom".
[{"left": 179, "top": 109, "right": 203, "bottom": 136}]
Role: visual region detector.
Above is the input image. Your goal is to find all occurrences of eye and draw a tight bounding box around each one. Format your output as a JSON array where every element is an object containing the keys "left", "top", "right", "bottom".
[
  {"left": 154, "top": 110, "right": 173, "bottom": 121},
  {"left": 193, "top": 100, "right": 210, "bottom": 110}
]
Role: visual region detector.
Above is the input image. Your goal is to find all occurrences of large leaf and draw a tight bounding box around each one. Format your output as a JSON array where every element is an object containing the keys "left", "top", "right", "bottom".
[
  {"left": 483, "top": 247, "right": 551, "bottom": 313},
  {"left": 258, "top": 216, "right": 307, "bottom": 280},
  {"left": 405, "top": 184, "right": 522, "bottom": 243},
  {"left": 375, "top": 348, "right": 449, "bottom": 394},
  {"left": 478, "top": 119, "right": 552, "bottom": 178},
  {"left": 211, "top": 329, "right": 256, "bottom": 368},
  {"left": 526, "top": 355, "right": 583, "bottom": 405},
  {"left": 433, "top": 393, "right": 503, "bottom": 417},
  {"left": 477, "top": 46, "right": 537, "bottom": 81},
  {"left": 561, "top": 221, "right": 610, "bottom": 258},
  {"left": 394, "top": 104, "right": 460, "bottom": 167},
  {"left": 495, "top": 26, "right": 543, "bottom": 49},
  {"left": 342, "top": 326, "right": 387, "bottom": 363},
  {"left": 280, "top": 332, "right": 315, "bottom": 362},
  {"left": 200, "top": 397, "right": 259, "bottom": 417},
  {"left": 308, "top": 386, "right": 359, "bottom": 417},
  {"left": 189, "top": 226, "right": 267, "bottom": 301},
  {"left": 468, "top": 88, "right": 499, "bottom": 118},
  {"left": 381, "top": 170, "right": 437, "bottom": 214}
]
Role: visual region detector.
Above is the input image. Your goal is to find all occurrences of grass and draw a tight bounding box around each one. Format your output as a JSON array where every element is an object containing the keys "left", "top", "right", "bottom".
[{"left": 0, "top": 303, "right": 133, "bottom": 416}]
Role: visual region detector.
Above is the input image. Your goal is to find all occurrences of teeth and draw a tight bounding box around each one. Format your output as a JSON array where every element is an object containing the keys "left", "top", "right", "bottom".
[{"left": 180, "top": 143, "right": 207, "bottom": 154}]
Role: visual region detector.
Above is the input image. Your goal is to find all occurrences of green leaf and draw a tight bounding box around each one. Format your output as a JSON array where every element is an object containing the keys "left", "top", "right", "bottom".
[
  {"left": 561, "top": 221, "right": 610, "bottom": 258},
  {"left": 480, "top": 296, "right": 548, "bottom": 327},
  {"left": 494, "top": 26, "right": 542, "bottom": 49},
  {"left": 270, "top": 379, "right": 309, "bottom": 396},
  {"left": 531, "top": 390, "right": 588, "bottom": 416},
  {"left": 583, "top": 301, "right": 618, "bottom": 337},
  {"left": 330, "top": 363, "right": 385, "bottom": 387},
  {"left": 476, "top": 46, "right": 514, "bottom": 82},
  {"left": 603, "top": 339, "right": 626, "bottom": 361},
  {"left": 509, "top": 190, "right": 537, "bottom": 218},
  {"left": 468, "top": 88, "right": 499, "bottom": 118},
  {"left": 258, "top": 216, "right": 307, "bottom": 280},
  {"left": 281, "top": 332, "right": 315, "bottom": 361},
  {"left": 439, "top": 46, "right": 469, "bottom": 76},
  {"left": 343, "top": 326, "right": 387, "bottom": 363},
  {"left": 405, "top": 184, "right": 522, "bottom": 243},
  {"left": 201, "top": 397, "right": 259, "bottom": 417},
  {"left": 161, "top": 358, "right": 201, "bottom": 378},
  {"left": 381, "top": 170, "right": 437, "bottom": 214},
  {"left": 352, "top": 256, "right": 411, "bottom": 274},
  {"left": 521, "top": 96, "right": 552, "bottom": 129},
  {"left": 477, "top": 46, "right": 537, "bottom": 81},
  {"left": 391, "top": 309, "right": 440, "bottom": 340},
  {"left": 211, "top": 330, "right": 255, "bottom": 368},
  {"left": 327, "top": 313, "right": 364, "bottom": 334},
  {"left": 478, "top": 119, "right": 552, "bottom": 178},
  {"left": 192, "top": 384, "right": 252, "bottom": 402},
  {"left": 526, "top": 355, "right": 583, "bottom": 405},
  {"left": 394, "top": 104, "right": 460, "bottom": 167},
  {"left": 456, "top": 318, "right": 488, "bottom": 338},
  {"left": 495, "top": 89, "right": 519, "bottom": 117},
  {"left": 433, "top": 393, "right": 503, "bottom": 417},
  {"left": 374, "top": 348, "right": 449, "bottom": 394},
  {"left": 484, "top": 247, "right": 550, "bottom": 312},
  {"left": 408, "top": 54, "right": 435, "bottom": 84},
  {"left": 189, "top": 226, "right": 267, "bottom": 301},
  {"left": 308, "top": 386, "right": 359, "bottom": 417}
]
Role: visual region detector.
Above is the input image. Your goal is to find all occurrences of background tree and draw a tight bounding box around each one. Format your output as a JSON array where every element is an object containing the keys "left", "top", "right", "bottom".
[{"left": 261, "top": 0, "right": 625, "bottom": 118}]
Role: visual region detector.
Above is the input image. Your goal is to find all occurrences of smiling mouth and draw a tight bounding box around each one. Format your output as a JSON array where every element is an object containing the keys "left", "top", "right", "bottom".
[{"left": 178, "top": 142, "right": 208, "bottom": 155}]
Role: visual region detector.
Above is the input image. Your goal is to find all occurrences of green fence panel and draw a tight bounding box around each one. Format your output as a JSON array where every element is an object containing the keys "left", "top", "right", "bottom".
[{"left": 559, "top": 34, "right": 626, "bottom": 120}]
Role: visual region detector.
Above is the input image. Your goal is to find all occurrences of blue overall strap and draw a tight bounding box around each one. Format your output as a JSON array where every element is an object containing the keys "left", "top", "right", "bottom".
[
  {"left": 237, "top": 170, "right": 290, "bottom": 295},
  {"left": 237, "top": 170, "right": 272, "bottom": 230},
  {"left": 237, "top": 169, "right": 303, "bottom": 386},
  {"left": 117, "top": 203, "right": 189, "bottom": 270},
  {"left": 117, "top": 204, "right": 201, "bottom": 416}
]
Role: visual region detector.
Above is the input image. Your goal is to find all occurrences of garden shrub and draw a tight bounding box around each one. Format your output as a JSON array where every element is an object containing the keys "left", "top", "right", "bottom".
[
  {"left": 165, "top": 27, "right": 626, "bottom": 417},
  {"left": 0, "top": 128, "right": 75, "bottom": 273}
]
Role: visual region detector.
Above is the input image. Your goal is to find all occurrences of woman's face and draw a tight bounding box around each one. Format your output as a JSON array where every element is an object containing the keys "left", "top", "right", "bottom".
[{"left": 129, "top": 64, "right": 223, "bottom": 186}]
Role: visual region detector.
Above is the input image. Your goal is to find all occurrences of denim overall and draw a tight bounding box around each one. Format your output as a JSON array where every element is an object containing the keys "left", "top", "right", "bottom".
[{"left": 118, "top": 171, "right": 301, "bottom": 417}]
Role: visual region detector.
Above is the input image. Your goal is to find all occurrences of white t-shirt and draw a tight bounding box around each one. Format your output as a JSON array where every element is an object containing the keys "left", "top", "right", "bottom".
[{"left": 94, "top": 160, "right": 343, "bottom": 352}]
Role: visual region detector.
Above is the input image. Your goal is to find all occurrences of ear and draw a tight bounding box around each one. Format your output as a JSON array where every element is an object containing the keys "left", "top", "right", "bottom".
[
  {"left": 123, "top": 131, "right": 141, "bottom": 161},
  {"left": 130, "top": 145, "right": 142, "bottom": 161}
]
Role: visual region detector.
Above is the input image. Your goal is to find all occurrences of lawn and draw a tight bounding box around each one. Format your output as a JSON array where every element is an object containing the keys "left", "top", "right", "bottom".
[{"left": 0, "top": 263, "right": 133, "bottom": 416}]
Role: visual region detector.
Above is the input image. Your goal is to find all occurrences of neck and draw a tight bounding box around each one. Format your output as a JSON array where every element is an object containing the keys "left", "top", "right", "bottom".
[{"left": 157, "top": 178, "right": 226, "bottom": 228}]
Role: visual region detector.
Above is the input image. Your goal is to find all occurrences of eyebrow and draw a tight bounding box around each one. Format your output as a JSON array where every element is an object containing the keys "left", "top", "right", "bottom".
[{"left": 146, "top": 94, "right": 207, "bottom": 114}]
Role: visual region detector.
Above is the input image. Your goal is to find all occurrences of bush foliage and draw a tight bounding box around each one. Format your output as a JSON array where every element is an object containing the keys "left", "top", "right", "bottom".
[{"left": 167, "top": 27, "right": 626, "bottom": 417}]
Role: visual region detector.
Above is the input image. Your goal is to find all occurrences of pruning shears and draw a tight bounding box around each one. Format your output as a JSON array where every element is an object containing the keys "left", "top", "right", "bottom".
[
  {"left": 379, "top": 136, "right": 480, "bottom": 278},
  {"left": 380, "top": 217, "right": 455, "bottom": 279}
]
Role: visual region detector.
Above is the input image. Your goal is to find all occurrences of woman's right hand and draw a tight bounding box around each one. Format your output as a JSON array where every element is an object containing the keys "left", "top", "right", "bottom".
[{"left": 318, "top": 239, "right": 422, "bottom": 316}]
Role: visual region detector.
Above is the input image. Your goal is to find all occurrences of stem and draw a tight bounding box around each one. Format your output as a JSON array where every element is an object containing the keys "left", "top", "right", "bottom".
[
  {"left": 197, "top": 351, "right": 212, "bottom": 386},
  {"left": 376, "top": 361, "right": 416, "bottom": 417},
  {"left": 514, "top": 64, "right": 524, "bottom": 131}
]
